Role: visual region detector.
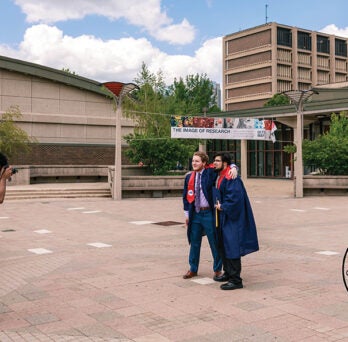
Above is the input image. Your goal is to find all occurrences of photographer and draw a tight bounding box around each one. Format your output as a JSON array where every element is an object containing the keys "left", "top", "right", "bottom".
[{"left": 0, "top": 152, "right": 16, "bottom": 204}]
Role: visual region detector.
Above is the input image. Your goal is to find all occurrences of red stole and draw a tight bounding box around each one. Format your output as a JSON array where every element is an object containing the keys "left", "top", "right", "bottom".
[
  {"left": 186, "top": 171, "right": 196, "bottom": 203},
  {"left": 217, "top": 168, "right": 231, "bottom": 189}
]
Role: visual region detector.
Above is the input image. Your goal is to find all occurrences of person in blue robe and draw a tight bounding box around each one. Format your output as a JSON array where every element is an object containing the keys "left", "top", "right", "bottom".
[{"left": 213, "top": 153, "right": 259, "bottom": 290}]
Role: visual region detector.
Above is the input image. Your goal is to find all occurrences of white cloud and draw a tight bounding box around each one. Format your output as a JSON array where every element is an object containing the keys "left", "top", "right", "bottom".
[
  {"left": 320, "top": 24, "right": 348, "bottom": 37},
  {"left": 0, "top": 24, "right": 222, "bottom": 85},
  {"left": 13, "top": 0, "right": 196, "bottom": 45},
  {"left": 152, "top": 19, "right": 196, "bottom": 45}
]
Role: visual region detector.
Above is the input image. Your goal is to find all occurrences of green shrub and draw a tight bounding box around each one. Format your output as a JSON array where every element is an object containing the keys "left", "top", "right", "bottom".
[{"left": 303, "top": 112, "right": 348, "bottom": 175}]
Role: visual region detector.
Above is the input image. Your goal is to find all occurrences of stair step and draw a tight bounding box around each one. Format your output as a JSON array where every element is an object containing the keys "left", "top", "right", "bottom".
[
  {"left": 6, "top": 194, "right": 111, "bottom": 200},
  {"left": 7, "top": 189, "right": 110, "bottom": 193},
  {"left": 6, "top": 186, "right": 111, "bottom": 200}
]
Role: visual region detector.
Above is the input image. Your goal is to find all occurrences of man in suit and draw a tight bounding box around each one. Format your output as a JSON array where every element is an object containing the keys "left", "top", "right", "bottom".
[
  {"left": 182, "top": 151, "right": 237, "bottom": 279},
  {"left": 213, "top": 153, "right": 259, "bottom": 290}
]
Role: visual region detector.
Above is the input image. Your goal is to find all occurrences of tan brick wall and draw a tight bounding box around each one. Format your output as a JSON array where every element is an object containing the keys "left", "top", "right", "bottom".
[
  {"left": 227, "top": 67, "right": 271, "bottom": 83},
  {"left": 227, "top": 83, "right": 271, "bottom": 98},
  {"left": 226, "top": 99, "right": 267, "bottom": 111},
  {"left": 227, "top": 51, "right": 271, "bottom": 69},
  {"left": 11, "top": 144, "right": 116, "bottom": 165},
  {"left": 227, "top": 30, "right": 271, "bottom": 54}
]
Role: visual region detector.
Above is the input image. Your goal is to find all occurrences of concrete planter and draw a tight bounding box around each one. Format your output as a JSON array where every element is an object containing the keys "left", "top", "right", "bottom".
[
  {"left": 9, "top": 165, "right": 153, "bottom": 185},
  {"left": 107, "top": 167, "right": 186, "bottom": 198},
  {"left": 303, "top": 175, "right": 348, "bottom": 196},
  {"left": 120, "top": 175, "right": 185, "bottom": 198}
]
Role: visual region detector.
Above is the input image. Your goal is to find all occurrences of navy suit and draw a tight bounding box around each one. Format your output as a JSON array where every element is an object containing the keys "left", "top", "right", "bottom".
[{"left": 183, "top": 168, "right": 222, "bottom": 274}]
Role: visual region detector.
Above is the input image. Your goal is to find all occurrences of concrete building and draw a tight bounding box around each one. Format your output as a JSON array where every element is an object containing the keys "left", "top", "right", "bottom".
[
  {"left": 223, "top": 22, "right": 348, "bottom": 111},
  {"left": 212, "top": 82, "right": 222, "bottom": 109},
  {"left": 0, "top": 55, "right": 136, "bottom": 183}
]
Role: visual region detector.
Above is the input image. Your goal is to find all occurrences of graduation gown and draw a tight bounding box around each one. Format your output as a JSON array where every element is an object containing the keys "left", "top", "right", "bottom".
[{"left": 214, "top": 176, "right": 259, "bottom": 259}]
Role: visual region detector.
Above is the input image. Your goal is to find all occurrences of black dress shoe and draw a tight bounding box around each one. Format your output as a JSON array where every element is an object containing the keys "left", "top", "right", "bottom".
[
  {"left": 213, "top": 273, "right": 229, "bottom": 282},
  {"left": 220, "top": 282, "right": 243, "bottom": 290}
]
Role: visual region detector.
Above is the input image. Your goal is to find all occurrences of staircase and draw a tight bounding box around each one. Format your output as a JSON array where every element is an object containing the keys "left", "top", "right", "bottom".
[{"left": 6, "top": 183, "right": 112, "bottom": 200}]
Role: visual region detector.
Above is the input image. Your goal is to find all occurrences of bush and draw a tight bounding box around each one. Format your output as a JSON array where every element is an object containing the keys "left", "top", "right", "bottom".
[
  {"left": 303, "top": 112, "right": 348, "bottom": 175},
  {"left": 0, "top": 106, "right": 35, "bottom": 158},
  {"left": 125, "top": 134, "right": 196, "bottom": 175}
]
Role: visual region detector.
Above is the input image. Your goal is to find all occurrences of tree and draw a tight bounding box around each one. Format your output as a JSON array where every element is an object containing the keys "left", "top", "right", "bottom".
[
  {"left": 0, "top": 106, "right": 35, "bottom": 158},
  {"left": 167, "top": 74, "right": 220, "bottom": 115},
  {"left": 124, "top": 64, "right": 218, "bottom": 175},
  {"left": 61, "top": 68, "right": 76, "bottom": 75},
  {"left": 264, "top": 93, "right": 290, "bottom": 107},
  {"left": 302, "top": 112, "right": 348, "bottom": 175},
  {"left": 126, "top": 62, "right": 168, "bottom": 137}
]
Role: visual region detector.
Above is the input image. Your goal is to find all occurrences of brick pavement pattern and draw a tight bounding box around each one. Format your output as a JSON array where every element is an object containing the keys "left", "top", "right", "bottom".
[{"left": 0, "top": 179, "right": 347, "bottom": 341}]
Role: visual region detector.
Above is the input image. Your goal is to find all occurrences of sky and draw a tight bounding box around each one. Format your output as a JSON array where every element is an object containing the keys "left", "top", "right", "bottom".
[{"left": 1, "top": 0, "right": 348, "bottom": 86}]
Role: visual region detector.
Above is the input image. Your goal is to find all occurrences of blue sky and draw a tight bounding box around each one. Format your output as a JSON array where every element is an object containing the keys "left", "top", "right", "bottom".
[{"left": 1, "top": 0, "right": 347, "bottom": 85}]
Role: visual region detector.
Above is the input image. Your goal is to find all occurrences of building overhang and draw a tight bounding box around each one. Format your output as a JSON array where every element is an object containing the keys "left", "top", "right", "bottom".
[
  {"left": 0, "top": 54, "right": 109, "bottom": 97},
  {"left": 212, "top": 86, "right": 348, "bottom": 124}
]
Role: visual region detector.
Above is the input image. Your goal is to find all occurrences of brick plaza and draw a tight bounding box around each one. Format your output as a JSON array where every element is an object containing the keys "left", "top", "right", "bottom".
[{"left": 0, "top": 179, "right": 347, "bottom": 341}]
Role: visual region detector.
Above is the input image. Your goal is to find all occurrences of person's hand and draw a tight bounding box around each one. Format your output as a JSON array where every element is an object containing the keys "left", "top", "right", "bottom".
[
  {"left": 215, "top": 200, "right": 222, "bottom": 211},
  {"left": 228, "top": 166, "right": 238, "bottom": 179},
  {"left": 185, "top": 218, "right": 189, "bottom": 227},
  {"left": 1, "top": 166, "right": 13, "bottom": 180}
]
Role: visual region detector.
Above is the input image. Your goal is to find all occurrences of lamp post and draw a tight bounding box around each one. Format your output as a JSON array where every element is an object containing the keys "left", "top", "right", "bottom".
[
  {"left": 283, "top": 89, "right": 318, "bottom": 198},
  {"left": 102, "top": 82, "right": 138, "bottom": 200}
]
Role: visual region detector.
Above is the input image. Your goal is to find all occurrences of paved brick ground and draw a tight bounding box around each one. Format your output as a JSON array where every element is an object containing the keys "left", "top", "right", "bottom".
[{"left": 0, "top": 179, "right": 347, "bottom": 341}]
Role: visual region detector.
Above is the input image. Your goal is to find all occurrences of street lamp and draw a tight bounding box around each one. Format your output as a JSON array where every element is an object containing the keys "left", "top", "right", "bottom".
[
  {"left": 102, "top": 82, "right": 138, "bottom": 200},
  {"left": 283, "top": 89, "right": 318, "bottom": 198}
]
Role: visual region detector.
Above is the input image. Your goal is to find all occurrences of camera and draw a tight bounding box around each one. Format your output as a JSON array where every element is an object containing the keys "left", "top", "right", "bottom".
[{"left": 4, "top": 164, "right": 18, "bottom": 175}]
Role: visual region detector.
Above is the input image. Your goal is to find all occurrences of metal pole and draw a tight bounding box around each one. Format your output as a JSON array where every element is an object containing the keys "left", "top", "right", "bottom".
[
  {"left": 102, "top": 82, "right": 138, "bottom": 200},
  {"left": 113, "top": 99, "right": 122, "bottom": 200},
  {"left": 282, "top": 89, "right": 317, "bottom": 198},
  {"left": 295, "top": 109, "right": 304, "bottom": 198},
  {"left": 240, "top": 139, "right": 248, "bottom": 180}
]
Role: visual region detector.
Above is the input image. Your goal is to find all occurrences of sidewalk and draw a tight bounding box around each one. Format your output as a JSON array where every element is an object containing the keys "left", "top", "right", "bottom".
[{"left": 0, "top": 179, "right": 347, "bottom": 341}]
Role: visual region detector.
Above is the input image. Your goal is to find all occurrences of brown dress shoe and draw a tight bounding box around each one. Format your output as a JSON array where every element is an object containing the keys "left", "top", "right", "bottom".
[{"left": 183, "top": 270, "right": 197, "bottom": 279}]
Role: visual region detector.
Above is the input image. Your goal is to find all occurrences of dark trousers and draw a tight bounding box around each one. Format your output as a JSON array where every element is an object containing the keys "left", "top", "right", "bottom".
[
  {"left": 224, "top": 257, "right": 242, "bottom": 285},
  {"left": 217, "top": 227, "right": 242, "bottom": 284}
]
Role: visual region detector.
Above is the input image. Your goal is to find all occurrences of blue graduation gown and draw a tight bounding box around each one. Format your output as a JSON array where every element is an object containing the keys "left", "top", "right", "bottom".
[{"left": 214, "top": 176, "right": 259, "bottom": 259}]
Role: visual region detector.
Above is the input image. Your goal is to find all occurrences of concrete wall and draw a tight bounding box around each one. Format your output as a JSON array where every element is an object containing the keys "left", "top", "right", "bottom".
[
  {"left": 303, "top": 175, "right": 348, "bottom": 196},
  {"left": 0, "top": 69, "right": 136, "bottom": 165},
  {"left": 9, "top": 165, "right": 153, "bottom": 185}
]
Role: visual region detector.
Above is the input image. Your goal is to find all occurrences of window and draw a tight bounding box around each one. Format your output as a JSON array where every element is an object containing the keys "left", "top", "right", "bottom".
[
  {"left": 317, "top": 35, "right": 330, "bottom": 54},
  {"left": 298, "top": 32, "right": 312, "bottom": 50},
  {"left": 335, "top": 39, "right": 347, "bottom": 57},
  {"left": 247, "top": 123, "right": 293, "bottom": 178},
  {"left": 207, "top": 140, "right": 240, "bottom": 168},
  {"left": 277, "top": 28, "right": 292, "bottom": 47}
]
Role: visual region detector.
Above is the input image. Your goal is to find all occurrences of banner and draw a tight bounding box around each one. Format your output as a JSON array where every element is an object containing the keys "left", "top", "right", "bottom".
[{"left": 170, "top": 116, "right": 277, "bottom": 142}]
